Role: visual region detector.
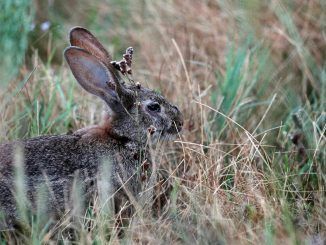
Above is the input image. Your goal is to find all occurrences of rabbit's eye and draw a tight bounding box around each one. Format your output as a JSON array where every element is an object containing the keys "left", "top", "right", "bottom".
[{"left": 147, "top": 102, "right": 161, "bottom": 112}]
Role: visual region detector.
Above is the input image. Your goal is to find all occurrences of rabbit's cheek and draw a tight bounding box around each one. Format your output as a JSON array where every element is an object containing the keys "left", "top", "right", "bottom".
[{"left": 153, "top": 113, "right": 170, "bottom": 129}]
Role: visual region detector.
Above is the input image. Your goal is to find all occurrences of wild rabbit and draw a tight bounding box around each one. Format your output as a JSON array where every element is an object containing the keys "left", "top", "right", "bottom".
[{"left": 0, "top": 27, "right": 183, "bottom": 229}]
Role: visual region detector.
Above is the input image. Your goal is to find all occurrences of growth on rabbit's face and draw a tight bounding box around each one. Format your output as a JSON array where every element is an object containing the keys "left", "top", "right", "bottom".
[{"left": 65, "top": 27, "right": 183, "bottom": 144}]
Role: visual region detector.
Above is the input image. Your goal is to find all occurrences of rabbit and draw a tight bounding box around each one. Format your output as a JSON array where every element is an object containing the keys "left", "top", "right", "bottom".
[{"left": 0, "top": 27, "right": 183, "bottom": 230}]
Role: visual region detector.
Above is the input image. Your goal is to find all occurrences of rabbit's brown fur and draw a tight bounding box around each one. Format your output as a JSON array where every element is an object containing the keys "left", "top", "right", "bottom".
[{"left": 0, "top": 27, "right": 183, "bottom": 229}]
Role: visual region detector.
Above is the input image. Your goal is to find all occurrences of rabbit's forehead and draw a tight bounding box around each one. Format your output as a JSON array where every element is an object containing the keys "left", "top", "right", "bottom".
[
  {"left": 137, "top": 89, "right": 172, "bottom": 106},
  {"left": 127, "top": 85, "right": 179, "bottom": 110},
  {"left": 130, "top": 86, "right": 160, "bottom": 101}
]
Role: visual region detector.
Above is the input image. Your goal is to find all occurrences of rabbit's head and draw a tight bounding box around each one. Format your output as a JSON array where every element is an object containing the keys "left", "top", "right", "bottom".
[{"left": 64, "top": 27, "right": 183, "bottom": 144}]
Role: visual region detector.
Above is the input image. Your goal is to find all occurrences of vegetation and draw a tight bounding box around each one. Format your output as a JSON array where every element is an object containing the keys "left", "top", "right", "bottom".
[{"left": 0, "top": 0, "right": 325, "bottom": 243}]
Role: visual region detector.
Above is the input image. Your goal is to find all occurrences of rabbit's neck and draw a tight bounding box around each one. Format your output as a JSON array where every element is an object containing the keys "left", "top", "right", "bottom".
[{"left": 74, "top": 112, "right": 150, "bottom": 147}]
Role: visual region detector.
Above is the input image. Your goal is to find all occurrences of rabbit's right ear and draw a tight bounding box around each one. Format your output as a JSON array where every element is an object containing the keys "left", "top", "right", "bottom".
[
  {"left": 64, "top": 46, "right": 125, "bottom": 113},
  {"left": 69, "top": 27, "right": 112, "bottom": 66}
]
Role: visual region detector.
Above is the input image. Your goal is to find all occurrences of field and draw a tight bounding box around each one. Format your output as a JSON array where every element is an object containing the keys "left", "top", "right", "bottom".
[{"left": 0, "top": 0, "right": 325, "bottom": 244}]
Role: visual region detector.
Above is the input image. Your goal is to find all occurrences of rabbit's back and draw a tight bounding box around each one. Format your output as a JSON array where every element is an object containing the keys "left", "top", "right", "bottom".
[
  {"left": 1, "top": 135, "right": 105, "bottom": 177},
  {"left": 0, "top": 133, "right": 143, "bottom": 227},
  {"left": 1, "top": 134, "right": 141, "bottom": 178}
]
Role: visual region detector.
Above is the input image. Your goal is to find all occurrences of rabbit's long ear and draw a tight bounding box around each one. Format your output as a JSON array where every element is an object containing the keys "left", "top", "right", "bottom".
[
  {"left": 69, "top": 27, "right": 112, "bottom": 66},
  {"left": 64, "top": 46, "right": 126, "bottom": 113}
]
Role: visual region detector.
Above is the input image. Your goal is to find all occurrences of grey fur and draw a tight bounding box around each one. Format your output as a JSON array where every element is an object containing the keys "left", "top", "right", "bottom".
[{"left": 0, "top": 27, "right": 183, "bottom": 229}]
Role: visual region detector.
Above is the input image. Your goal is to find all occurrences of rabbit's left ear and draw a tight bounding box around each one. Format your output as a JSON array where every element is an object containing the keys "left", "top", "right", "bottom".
[
  {"left": 64, "top": 46, "right": 127, "bottom": 113},
  {"left": 69, "top": 27, "right": 112, "bottom": 66}
]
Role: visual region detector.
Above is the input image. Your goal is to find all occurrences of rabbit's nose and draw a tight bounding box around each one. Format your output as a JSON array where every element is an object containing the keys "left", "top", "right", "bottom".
[{"left": 176, "top": 120, "right": 183, "bottom": 131}]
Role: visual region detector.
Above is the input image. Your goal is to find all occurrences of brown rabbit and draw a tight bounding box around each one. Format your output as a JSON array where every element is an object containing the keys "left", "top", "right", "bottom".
[{"left": 0, "top": 27, "right": 183, "bottom": 229}]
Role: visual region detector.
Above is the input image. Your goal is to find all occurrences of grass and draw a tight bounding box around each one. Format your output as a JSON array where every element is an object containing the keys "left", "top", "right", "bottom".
[
  {"left": 0, "top": 0, "right": 33, "bottom": 86},
  {"left": 0, "top": 0, "right": 325, "bottom": 243}
]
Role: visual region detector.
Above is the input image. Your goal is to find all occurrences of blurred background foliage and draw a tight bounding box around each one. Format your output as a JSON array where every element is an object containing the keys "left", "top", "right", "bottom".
[{"left": 0, "top": 0, "right": 33, "bottom": 84}]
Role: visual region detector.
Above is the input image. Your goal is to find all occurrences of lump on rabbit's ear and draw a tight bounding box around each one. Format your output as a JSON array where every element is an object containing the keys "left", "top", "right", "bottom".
[{"left": 110, "top": 47, "right": 134, "bottom": 75}]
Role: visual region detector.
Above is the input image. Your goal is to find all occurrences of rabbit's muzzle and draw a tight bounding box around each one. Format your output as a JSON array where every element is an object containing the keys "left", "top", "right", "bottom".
[
  {"left": 174, "top": 120, "right": 183, "bottom": 133},
  {"left": 167, "top": 108, "right": 183, "bottom": 135}
]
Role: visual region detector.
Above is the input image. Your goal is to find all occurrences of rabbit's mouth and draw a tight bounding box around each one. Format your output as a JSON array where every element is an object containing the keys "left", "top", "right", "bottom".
[
  {"left": 147, "top": 127, "right": 177, "bottom": 142},
  {"left": 160, "top": 123, "right": 183, "bottom": 141},
  {"left": 166, "top": 120, "right": 183, "bottom": 135},
  {"left": 153, "top": 130, "right": 177, "bottom": 142}
]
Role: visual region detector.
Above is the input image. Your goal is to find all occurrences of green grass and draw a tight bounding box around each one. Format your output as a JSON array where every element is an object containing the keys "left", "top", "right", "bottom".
[
  {"left": 0, "top": 0, "right": 325, "bottom": 243},
  {"left": 0, "top": 0, "right": 33, "bottom": 86}
]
